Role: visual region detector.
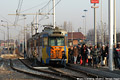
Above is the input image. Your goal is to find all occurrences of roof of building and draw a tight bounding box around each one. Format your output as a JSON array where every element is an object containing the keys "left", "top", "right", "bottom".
[{"left": 68, "top": 32, "right": 86, "bottom": 40}]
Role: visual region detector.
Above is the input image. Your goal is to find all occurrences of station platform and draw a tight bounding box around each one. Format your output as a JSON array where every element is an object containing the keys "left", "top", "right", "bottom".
[{"left": 68, "top": 64, "right": 120, "bottom": 78}]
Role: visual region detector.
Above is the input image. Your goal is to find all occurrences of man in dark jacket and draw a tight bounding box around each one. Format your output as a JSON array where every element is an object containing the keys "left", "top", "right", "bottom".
[
  {"left": 113, "top": 45, "right": 118, "bottom": 68},
  {"left": 116, "top": 44, "right": 120, "bottom": 69},
  {"left": 105, "top": 44, "right": 109, "bottom": 66},
  {"left": 92, "top": 45, "right": 99, "bottom": 68},
  {"left": 81, "top": 44, "right": 87, "bottom": 66},
  {"left": 77, "top": 44, "right": 82, "bottom": 64},
  {"left": 101, "top": 45, "right": 106, "bottom": 66},
  {"left": 61, "top": 51, "right": 67, "bottom": 67},
  {"left": 68, "top": 46, "right": 73, "bottom": 63}
]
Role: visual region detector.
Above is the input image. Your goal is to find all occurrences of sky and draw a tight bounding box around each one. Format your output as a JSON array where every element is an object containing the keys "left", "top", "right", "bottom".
[{"left": 0, "top": 0, "right": 120, "bottom": 40}]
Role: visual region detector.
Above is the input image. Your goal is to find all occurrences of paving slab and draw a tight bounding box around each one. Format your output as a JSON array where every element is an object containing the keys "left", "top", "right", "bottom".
[{"left": 69, "top": 64, "right": 120, "bottom": 78}]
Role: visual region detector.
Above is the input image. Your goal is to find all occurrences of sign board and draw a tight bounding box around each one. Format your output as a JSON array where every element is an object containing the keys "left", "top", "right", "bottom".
[
  {"left": 91, "top": 0, "right": 99, "bottom": 3},
  {"left": 91, "top": 6, "right": 99, "bottom": 8}
]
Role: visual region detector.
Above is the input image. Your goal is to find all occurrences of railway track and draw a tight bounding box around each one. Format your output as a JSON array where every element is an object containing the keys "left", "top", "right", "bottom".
[
  {"left": 66, "top": 64, "right": 104, "bottom": 78},
  {"left": 10, "top": 59, "right": 61, "bottom": 80},
  {"left": 15, "top": 58, "right": 104, "bottom": 79},
  {"left": 48, "top": 66, "right": 88, "bottom": 78},
  {"left": 18, "top": 59, "right": 84, "bottom": 80},
  {"left": 19, "top": 59, "right": 101, "bottom": 78}
]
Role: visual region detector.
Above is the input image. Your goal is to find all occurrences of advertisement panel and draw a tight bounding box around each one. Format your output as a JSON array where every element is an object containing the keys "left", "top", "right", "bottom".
[{"left": 91, "top": 0, "right": 99, "bottom": 3}]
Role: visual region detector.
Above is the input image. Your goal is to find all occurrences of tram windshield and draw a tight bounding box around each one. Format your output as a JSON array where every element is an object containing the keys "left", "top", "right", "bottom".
[{"left": 49, "top": 37, "right": 65, "bottom": 46}]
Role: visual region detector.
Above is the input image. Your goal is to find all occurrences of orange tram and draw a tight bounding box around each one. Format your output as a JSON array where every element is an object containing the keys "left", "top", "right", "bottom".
[{"left": 27, "top": 26, "right": 68, "bottom": 64}]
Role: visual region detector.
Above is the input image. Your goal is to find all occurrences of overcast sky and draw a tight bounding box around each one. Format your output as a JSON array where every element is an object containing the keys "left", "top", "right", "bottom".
[{"left": 0, "top": 0, "right": 120, "bottom": 40}]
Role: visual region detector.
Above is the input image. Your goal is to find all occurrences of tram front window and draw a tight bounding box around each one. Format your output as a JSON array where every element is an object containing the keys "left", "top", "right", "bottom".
[{"left": 49, "top": 37, "right": 65, "bottom": 46}]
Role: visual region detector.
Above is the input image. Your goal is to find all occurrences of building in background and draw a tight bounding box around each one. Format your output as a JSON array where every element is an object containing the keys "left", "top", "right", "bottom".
[{"left": 68, "top": 32, "right": 86, "bottom": 46}]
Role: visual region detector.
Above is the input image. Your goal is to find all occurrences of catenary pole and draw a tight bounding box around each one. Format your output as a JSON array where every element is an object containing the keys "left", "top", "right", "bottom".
[
  {"left": 53, "top": 0, "right": 55, "bottom": 28},
  {"left": 84, "top": 10, "right": 88, "bottom": 36},
  {"left": 101, "top": 0, "right": 104, "bottom": 45},
  {"left": 94, "top": 3, "right": 97, "bottom": 46},
  {"left": 36, "top": 13, "right": 39, "bottom": 33},
  {"left": 114, "top": 0, "right": 116, "bottom": 46},
  {"left": 33, "top": 16, "right": 35, "bottom": 35},
  {"left": 108, "top": 0, "right": 114, "bottom": 71}
]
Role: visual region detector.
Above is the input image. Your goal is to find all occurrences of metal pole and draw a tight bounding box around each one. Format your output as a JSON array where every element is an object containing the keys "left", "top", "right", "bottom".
[
  {"left": 53, "top": 0, "right": 55, "bottom": 28},
  {"left": 37, "top": 13, "right": 38, "bottom": 33},
  {"left": 108, "top": 0, "right": 114, "bottom": 71},
  {"left": 101, "top": 0, "right": 104, "bottom": 45},
  {"left": 82, "top": 16, "right": 85, "bottom": 35},
  {"left": 33, "top": 16, "right": 35, "bottom": 35},
  {"left": 84, "top": 10, "right": 88, "bottom": 36},
  {"left": 94, "top": 3, "right": 97, "bottom": 46},
  {"left": 1, "top": 20, "right": 9, "bottom": 52},
  {"left": 83, "top": 18, "right": 85, "bottom": 35},
  {"left": 4, "top": 32, "right": 5, "bottom": 48},
  {"left": 31, "top": 22, "right": 33, "bottom": 36},
  {"left": 71, "top": 23, "right": 73, "bottom": 46},
  {"left": 24, "top": 15, "right": 26, "bottom": 58},
  {"left": 114, "top": 0, "right": 116, "bottom": 45},
  {"left": 85, "top": 13, "right": 86, "bottom": 36},
  {"left": 6, "top": 22, "right": 9, "bottom": 53},
  {"left": 0, "top": 30, "right": 5, "bottom": 47}
]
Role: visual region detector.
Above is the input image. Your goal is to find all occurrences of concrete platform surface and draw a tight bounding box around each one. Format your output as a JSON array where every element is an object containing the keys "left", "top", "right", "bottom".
[{"left": 68, "top": 64, "right": 120, "bottom": 78}]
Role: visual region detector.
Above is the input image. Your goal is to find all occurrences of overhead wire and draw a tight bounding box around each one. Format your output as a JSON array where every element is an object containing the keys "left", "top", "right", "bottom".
[
  {"left": 21, "top": 1, "right": 48, "bottom": 13},
  {"left": 0, "top": 15, "right": 13, "bottom": 25},
  {"left": 14, "top": 0, "right": 21, "bottom": 25},
  {"left": 14, "top": 0, "right": 23, "bottom": 26},
  {"left": 39, "top": 0, "right": 61, "bottom": 22},
  {"left": 39, "top": 0, "right": 51, "bottom": 13},
  {"left": 31, "top": 0, "right": 52, "bottom": 23}
]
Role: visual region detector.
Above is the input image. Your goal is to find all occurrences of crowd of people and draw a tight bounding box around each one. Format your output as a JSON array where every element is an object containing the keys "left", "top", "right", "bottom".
[{"left": 68, "top": 43, "right": 120, "bottom": 69}]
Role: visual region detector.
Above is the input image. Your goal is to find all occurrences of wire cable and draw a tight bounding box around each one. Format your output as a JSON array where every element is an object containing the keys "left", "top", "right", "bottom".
[
  {"left": 39, "top": 0, "right": 61, "bottom": 22},
  {"left": 21, "top": 1, "right": 48, "bottom": 13},
  {"left": 31, "top": 0, "right": 51, "bottom": 23},
  {"left": 14, "top": 0, "right": 23, "bottom": 26}
]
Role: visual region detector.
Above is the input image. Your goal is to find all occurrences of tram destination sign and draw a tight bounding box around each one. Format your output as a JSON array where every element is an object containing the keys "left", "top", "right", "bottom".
[{"left": 91, "top": 0, "right": 99, "bottom": 3}]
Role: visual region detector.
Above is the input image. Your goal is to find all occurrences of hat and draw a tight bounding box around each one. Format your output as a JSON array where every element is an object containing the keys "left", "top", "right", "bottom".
[{"left": 102, "top": 45, "right": 105, "bottom": 46}]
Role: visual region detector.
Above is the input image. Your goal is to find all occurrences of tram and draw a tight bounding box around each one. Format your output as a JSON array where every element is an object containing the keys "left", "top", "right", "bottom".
[{"left": 27, "top": 25, "right": 68, "bottom": 64}]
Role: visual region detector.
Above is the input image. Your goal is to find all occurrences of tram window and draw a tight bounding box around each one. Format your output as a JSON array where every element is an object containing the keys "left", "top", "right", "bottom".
[
  {"left": 49, "top": 37, "right": 65, "bottom": 46},
  {"left": 57, "top": 38, "right": 64, "bottom": 46},
  {"left": 43, "top": 37, "right": 48, "bottom": 46},
  {"left": 49, "top": 39, "right": 56, "bottom": 46}
]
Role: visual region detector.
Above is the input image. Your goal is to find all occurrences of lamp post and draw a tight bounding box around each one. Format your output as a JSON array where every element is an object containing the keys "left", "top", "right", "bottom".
[
  {"left": 23, "top": 15, "right": 27, "bottom": 58},
  {"left": 82, "top": 15, "right": 85, "bottom": 36},
  {"left": 108, "top": 0, "right": 114, "bottom": 71},
  {"left": 101, "top": 0, "right": 104, "bottom": 45},
  {"left": 83, "top": 9, "right": 88, "bottom": 36},
  {"left": 0, "top": 29, "right": 5, "bottom": 47},
  {"left": 114, "top": 0, "right": 116, "bottom": 46},
  {"left": 1, "top": 20, "right": 9, "bottom": 53}
]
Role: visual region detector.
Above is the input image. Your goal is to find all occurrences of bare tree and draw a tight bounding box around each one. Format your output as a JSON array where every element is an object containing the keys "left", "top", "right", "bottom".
[
  {"left": 117, "top": 33, "right": 120, "bottom": 43},
  {"left": 86, "top": 28, "right": 101, "bottom": 44},
  {"left": 63, "top": 21, "right": 67, "bottom": 31},
  {"left": 97, "top": 22, "right": 109, "bottom": 45},
  {"left": 26, "top": 32, "right": 30, "bottom": 40}
]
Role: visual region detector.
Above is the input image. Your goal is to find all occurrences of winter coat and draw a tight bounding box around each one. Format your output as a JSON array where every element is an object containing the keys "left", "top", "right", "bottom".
[
  {"left": 62, "top": 54, "right": 67, "bottom": 59},
  {"left": 73, "top": 47, "right": 78, "bottom": 57},
  {"left": 81, "top": 47, "right": 88, "bottom": 59},
  {"left": 77, "top": 46, "right": 81, "bottom": 55},
  {"left": 87, "top": 48, "right": 92, "bottom": 59},
  {"left": 101, "top": 48, "right": 106, "bottom": 57},
  {"left": 68, "top": 48, "right": 73, "bottom": 55},
  {"left": 92, "top": 48, "right": 99, "bottom": 58},
  {"left": 116, "top": 48, "right": 120, "bottom": 58}
]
